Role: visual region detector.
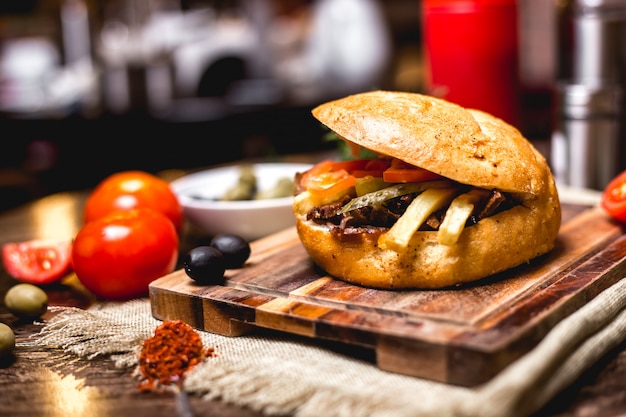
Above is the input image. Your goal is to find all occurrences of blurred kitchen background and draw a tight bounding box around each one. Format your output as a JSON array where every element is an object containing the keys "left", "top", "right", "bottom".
[{"left": 0, "top": 0, "right": 624, "bottom": 211}]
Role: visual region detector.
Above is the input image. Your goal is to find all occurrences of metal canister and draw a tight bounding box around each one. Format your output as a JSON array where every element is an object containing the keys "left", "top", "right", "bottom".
[
  {"left": 552, "top": 83, "right": 623, "bottom": 189},
  {"left": 551, "top": 0, "right": 626, "bottom": 190}
]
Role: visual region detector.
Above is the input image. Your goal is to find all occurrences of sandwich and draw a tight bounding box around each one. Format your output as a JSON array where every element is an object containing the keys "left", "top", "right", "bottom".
[{"left": 292, "top": 90, "right": 561, "bottom": 289}]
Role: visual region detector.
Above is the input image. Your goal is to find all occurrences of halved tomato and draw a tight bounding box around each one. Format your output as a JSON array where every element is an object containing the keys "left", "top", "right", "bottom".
[{"left": 2, "top": 240, "right": 72, "bottom": 285}]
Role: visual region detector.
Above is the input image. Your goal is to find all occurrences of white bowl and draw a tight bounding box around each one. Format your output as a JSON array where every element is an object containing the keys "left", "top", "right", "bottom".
[{"left": 171, "top": 163, "right": 312, "bottom": 241}]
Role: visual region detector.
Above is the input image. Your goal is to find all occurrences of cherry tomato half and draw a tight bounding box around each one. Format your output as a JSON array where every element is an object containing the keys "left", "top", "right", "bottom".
[
  {"left": 2, "top": 240, "right": 72, "bottom": 285},
  {"left": 72, "top": 208, "right": 179, "bottom": 300},
  {"left": 84, "top": 171, "right": 183, "bottom": 231},
  {"left": 601, "top": 170, "right": 626, "bottom": 224}
]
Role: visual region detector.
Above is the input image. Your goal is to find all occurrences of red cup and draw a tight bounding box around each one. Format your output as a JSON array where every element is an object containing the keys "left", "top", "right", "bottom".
[{"left": 422, "top": 0, "right": 520, "bottom": 126}]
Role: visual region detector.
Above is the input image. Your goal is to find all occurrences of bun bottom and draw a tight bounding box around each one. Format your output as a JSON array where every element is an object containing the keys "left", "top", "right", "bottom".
[{"left": 295, "top": 191, "right": 561, "bottom": 289}]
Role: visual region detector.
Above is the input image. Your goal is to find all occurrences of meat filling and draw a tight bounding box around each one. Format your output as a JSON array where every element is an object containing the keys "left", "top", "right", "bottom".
[{"left": 306, "top": 189, "right": 514, "bottom": 234}]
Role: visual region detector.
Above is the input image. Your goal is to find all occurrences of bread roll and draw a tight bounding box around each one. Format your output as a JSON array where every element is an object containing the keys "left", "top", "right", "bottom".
[{"left": 294, "top": 91, "right": 561, "bottom": 289}]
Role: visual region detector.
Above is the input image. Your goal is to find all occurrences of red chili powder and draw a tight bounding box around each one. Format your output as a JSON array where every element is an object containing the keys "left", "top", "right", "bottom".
[{"left": 137, "top": 320, "right": 215, "bottom": 392}]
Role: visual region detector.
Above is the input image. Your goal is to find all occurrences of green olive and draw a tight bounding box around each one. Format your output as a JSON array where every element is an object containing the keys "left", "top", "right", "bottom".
[
  {"left": 221, "top": 165, "right": 257, "bottom": 201},
  {"left": 0, "top": 323, "right": 15, "bottom": 359},
  {"left": 4, "top": 283, "right": 48, "bottom": 319},
  {"left": 255, "top": 177, "right": 294, "bottom": 200}
]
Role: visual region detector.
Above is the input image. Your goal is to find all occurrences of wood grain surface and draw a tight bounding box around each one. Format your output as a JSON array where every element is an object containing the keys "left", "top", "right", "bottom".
[
  {"left": 1, "top": 191, "right": 625, "bottom": 417},
  {"left": 150, "top": 206, "right": 626, "bottom": 386}
]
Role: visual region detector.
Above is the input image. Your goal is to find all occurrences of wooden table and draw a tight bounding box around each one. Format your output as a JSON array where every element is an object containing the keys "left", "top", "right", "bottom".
[{"left": 0, "top": 190, "right": 625, "bottom": 417}]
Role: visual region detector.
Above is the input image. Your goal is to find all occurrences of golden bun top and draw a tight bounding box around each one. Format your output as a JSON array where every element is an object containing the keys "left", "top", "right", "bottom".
[{"left": 312, "top": 90, "right": 550, "bottom": 195}]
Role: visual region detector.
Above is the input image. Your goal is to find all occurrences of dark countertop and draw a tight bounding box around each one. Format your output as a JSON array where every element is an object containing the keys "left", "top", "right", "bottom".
[{"left": 0, "top": 178, "right": 624, "bottom": 417}]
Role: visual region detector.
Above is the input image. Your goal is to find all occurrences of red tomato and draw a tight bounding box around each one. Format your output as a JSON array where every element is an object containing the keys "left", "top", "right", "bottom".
[
  {"left": 72, "top": 208, "right": 179, "bottom": 300},
  {"left": 84, "top": 171, "right": 183, "bottom": 231},
  {"left": 300, "top": 158, "right": 442, "bottom": 196},
  {"left": 331, "top": 158, "right": 391, "bottom": 178},
  {"left": 2, "top": 240, "right": 72, "bottom": 284},
  {"left": 383, "top": 159, "right": 442, "bottom": 183},
  {"left": 352, "top": 159, "right": 392, "bottom": 178},
  {"left": 383, "top": 167, "right": 442, "bottom": 183},
  {"left": 329, "top": 159, "right": 373, "bottom": 172},
  {"left": 300, "top": 161, "right": 356, "bottom": 198},
  {"left": 601, "top": 170, "right": 626, "bottom": 224}
]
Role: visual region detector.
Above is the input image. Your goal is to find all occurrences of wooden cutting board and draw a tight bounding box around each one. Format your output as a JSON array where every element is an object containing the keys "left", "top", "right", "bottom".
[{"left": 149, "top": 205, "right": 626, "bottom": 386}]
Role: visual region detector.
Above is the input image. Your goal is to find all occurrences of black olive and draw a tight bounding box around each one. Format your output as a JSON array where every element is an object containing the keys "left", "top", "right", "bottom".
[
  {"left": 210, "top": 234, "right": 251, "bottom": 268},
  {"left": 183, "top": 246, "right": 226, "bottom": 285}
]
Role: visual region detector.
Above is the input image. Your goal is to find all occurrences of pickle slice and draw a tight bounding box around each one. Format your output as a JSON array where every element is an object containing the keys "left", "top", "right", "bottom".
[{"left": 339, "top": 180, "right": 452, "bottom": 214}]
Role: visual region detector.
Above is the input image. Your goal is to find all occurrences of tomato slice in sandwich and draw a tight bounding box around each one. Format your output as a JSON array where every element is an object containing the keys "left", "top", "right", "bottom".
[
  {"left": 2, "top": 239, "right": 72, "bottom": 285},
  {"left": 383, "top": 159, "right": 442, "bottom": 183},
  {"left": 351, "top": 159, "right": 391, "bottom": 178},
  {"left": 301, "top": 158, "right": 443, "bottom": 197},
  {"left": 300, "top": 160, "right": 357, "bottom": 198}
]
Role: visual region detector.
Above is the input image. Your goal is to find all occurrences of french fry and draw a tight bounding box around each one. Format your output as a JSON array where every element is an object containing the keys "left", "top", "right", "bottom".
[
  {"left": 378, "top": 187, "right": 458, "bottom": 252},
  {"left": 437, "top": 189, "right": 491, "bottom": 246}
]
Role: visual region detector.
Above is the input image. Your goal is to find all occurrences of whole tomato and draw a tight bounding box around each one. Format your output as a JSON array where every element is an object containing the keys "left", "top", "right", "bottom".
[
  {"left": 72, "top": 208, "right": 179, "bottom": 300},
  {"left": 84, "top": 171, "right": 183, "bottom": 231}
]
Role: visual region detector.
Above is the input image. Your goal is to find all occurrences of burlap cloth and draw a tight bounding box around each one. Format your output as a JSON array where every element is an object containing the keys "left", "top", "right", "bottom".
[
  {"left": 32, "top": 187, "right": 626, "bottom": 417},
  {"left": 30, "top": 274, "right": 625, "bottom": 417}
]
